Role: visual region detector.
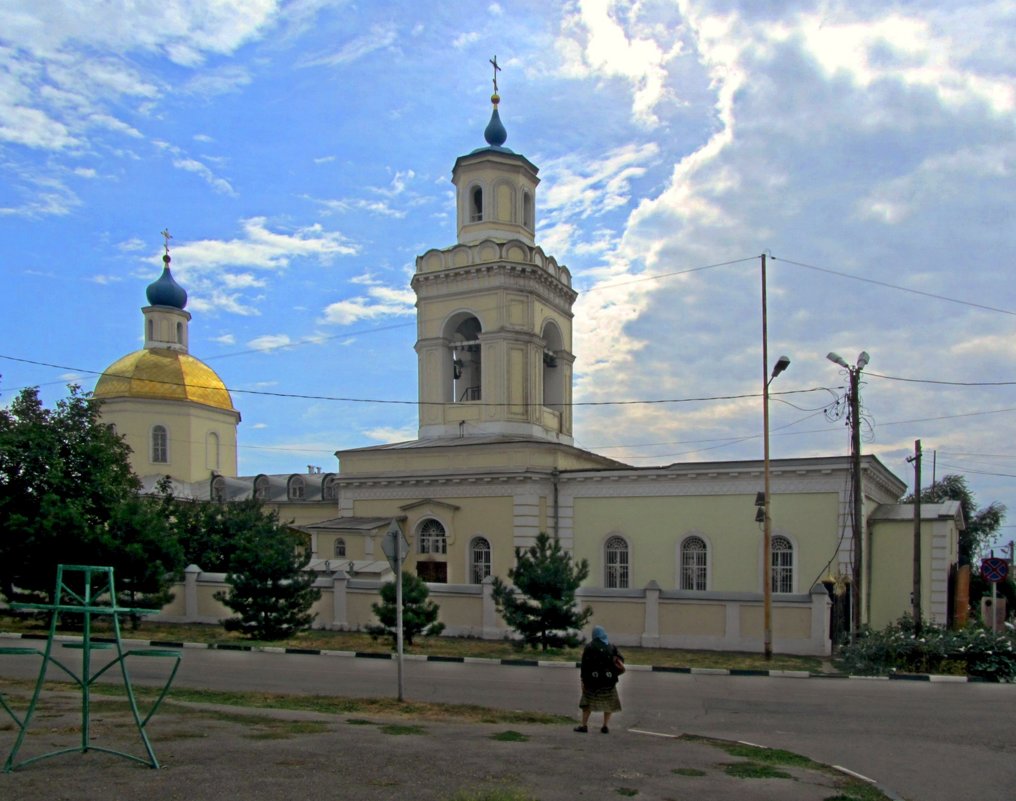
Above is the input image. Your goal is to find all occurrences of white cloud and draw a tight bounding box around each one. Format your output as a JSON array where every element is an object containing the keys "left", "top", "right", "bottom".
[
  {"left": 301, "top": 24, "right": 398, "bottom": 67},
  {"left": 172, "top": 158, "right": 236, "bottom": 195},
  {"left": 320, "top": 285, "right": 416, "bottom": 325},
  {"left": 248, "top": 333, "right": 293, "bottom": 352},
  {"left": 363, "top": 425, "right": 417, "bottom": 444}
]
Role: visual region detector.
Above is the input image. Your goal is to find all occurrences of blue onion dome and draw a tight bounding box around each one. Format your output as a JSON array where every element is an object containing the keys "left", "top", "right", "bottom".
[
  {"left": 484, "top": 92, "right": 508, "bottom": 147},
  {"left": 146, "top": 253, "right": 188, "bottom": 309}
]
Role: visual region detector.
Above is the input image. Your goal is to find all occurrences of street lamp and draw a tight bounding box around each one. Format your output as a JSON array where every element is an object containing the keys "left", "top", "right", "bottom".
[
  {"left": 761, "top": 353, "right": 790, "bottom": 661},
  {"left": 827, "top": 350, "right": 869, "bottom": 640}
]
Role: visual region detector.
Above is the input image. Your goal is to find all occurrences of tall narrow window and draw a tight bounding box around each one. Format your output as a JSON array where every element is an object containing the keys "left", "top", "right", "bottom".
[
  {"left": 771, "top": 535, "right": 794, "bottom": 593},
  {"left": 289, "top": 476, "right": 305, "bottom": 500},
  {"left": 254, "top": 475, "right": 270, "bottom": 501},
  {"left": 470, "top": 186, "right": 483, "bottom": 222},
  {"left": 147, "top": 319, "right": 154, "bottom": 342},
  {"left": 605, "top": 536, "right": 629, "bottom": 589},
  {"left": 334, "top": 538, "right": 346, "bottom": 558},
  {"left": 206, "top": 432, "right": 220, "bottom": 471},
  {"left": 176, "top": 321, "right": 184, "bottom": 344},
  {"left": 151, "top": 425, "right": 168, "bottom": 463},
  {"left": 523, "top": 191, "right": 533, "bottom": 228},
  {"left": 680, "top": 536, "right": 708, "bottom": 591},
  {"left": 470, "top": 537, "right": 491, "bottom": 584},
  {"left": 418, "top": 519, "right": 447, "bottom": 555}
]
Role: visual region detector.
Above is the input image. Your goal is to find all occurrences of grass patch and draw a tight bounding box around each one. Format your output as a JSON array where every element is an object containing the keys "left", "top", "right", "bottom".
[
  {"left": 672, "top": 767, "right": 706, "bottom": 776},
  {"left": 490, "top": 730, "right": 529, "bottom": 742},
  {"left": 444, "top": 789, "right": 537, "bottom": 801},
  {"left": 346, "top": 718, "right": 376, "bottom": 726},
  {"left": 380, "top": 723, "right": 426, "bottom": 736},
  {"left": 0, "top": 619, "right": 825, "bottom": 673},
  {"left": 723, "top": 761, "right": 793, "bottom": 779},
  {"left": 615, "top": 788, "right": 638, "bottom": 797}
]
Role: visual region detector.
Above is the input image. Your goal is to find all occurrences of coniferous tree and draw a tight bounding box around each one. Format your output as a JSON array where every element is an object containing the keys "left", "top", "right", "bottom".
[
  {"left": 368, "top": 571, "right": 445, "bottom": 647},
  {"left": 214, "top": 509, "right": 320, "bottom": 640},
  {"left": 491, "top": 531, "right": 593, "bottom": 651}
]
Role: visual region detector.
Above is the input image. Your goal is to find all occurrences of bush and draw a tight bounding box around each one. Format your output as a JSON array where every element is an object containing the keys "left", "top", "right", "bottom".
[{"left": 837, "top": 615, "right": 1016, "bottom": 682}]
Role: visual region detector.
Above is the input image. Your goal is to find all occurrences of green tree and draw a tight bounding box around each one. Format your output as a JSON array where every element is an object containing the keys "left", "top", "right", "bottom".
[
  {"left": 905, "top": 474, "right": 1006, "bottom": 565},
  {"left": 491, "top": 532, "right": 593, "bottom": 651},
  {"left": 214, "top": 507, "right": 321, "bottom": 640},
  {"left": 367, "top": 571, "right": 445, "bottom": 647},
  {"left": 0, "top": 385, "right": 181, "bottom": 607}
]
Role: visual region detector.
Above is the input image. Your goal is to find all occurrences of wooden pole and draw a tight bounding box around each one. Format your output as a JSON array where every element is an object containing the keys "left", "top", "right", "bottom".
[{"left": 912, "top": 439, "right": 922, "bottom": 633}]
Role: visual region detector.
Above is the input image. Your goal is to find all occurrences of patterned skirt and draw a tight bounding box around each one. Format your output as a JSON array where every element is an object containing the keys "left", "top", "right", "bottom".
[{"left": 579, "top": 684, "right": 621, "bottom": 712}]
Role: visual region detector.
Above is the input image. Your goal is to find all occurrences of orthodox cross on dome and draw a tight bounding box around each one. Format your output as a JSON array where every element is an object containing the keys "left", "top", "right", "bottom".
[
  {"left": 490, "top": 55, "right": 501, "bottom": 95},
  {"left": 160, "top": 227, "right": 172, "bottom": 257}
]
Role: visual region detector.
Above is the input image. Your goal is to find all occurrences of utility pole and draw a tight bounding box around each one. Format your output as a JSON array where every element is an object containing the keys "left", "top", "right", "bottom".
[
  {"left": 828, "top": 351, "right": 869, "bottom": 641},
  {"left": 909, "top": 439, "right": 922, "bottom": 633}
]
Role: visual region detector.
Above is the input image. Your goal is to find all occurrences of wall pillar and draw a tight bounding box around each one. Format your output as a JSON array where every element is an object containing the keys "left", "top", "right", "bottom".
[
  {"left": 184, "top": 564, "right": 201, "bottom": 622},
  {"left": 810, "top": 585, "right": 832, "bottom": 656},
  {"left": 641, "top": 581, "right": 660, "bottom": 647},
  {"left": 331, "top": 570, "right": 349, "bottom": 630}
]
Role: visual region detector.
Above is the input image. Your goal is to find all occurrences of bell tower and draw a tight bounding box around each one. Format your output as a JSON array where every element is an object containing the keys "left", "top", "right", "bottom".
[{"left": 412, "top": 66, "right": 576, "bottom": 444}]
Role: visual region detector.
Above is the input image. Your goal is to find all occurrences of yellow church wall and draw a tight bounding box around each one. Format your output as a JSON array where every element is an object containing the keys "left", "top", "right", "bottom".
[
  {"left": 352, "top": 495, "right": 515, "bottom": 585},
  {"left": 100, "top": 397, "right": 238, "bottom": 483},
  {"left": 660, "top": 601, "right": 726, "bottom": 636},
  {"left": 573, "top": 492, "right": 840, "bottom": 592},
  {"left": 580, "top": 598, "right": 645, "bottom": 637}
]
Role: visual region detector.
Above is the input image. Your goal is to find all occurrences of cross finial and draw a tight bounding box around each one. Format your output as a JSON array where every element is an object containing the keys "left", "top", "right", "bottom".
[
  {"left": 160, "top": 228, "right": 172, "bottom": 256},
  {"left": 490, "top": 55, "right": 501, "bottom": 94}
]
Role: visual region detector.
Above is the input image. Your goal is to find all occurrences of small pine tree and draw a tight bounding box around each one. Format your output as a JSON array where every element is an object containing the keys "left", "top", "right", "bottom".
[
  {"left": 368, "top": 571, "right": 445, "bottom": 647},
  {"left": 215, "top": 510, "right": 321, "bottom": 640},
  {"left": 491, "top": 531, "right": 593, "bottom": 651}
]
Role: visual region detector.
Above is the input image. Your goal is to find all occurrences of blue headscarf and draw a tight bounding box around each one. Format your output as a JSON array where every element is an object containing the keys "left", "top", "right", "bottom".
[{"left": 592, "top": 625, "right": 609, "bottom": 645}]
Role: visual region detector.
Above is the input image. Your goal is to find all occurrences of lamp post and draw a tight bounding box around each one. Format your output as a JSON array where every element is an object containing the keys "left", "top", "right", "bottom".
[
  {"left": 827, "top": 350, "right": 869, "bottom": 640},
  {"left": 760, "top": 252, "right": 790, "bottom": 660}
]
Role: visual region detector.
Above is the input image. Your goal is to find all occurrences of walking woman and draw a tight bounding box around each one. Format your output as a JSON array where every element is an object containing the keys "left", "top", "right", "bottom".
[{"left": 575, "top": 625, "right": 623, "bottom": 733}]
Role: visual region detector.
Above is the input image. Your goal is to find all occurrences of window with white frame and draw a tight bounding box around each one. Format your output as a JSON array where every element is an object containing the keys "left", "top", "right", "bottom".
[
  {"left": 604, "top": 535, "right": 629, "bottom": 589},
  {"left": 418, "top": 519, "right": 447, "bottom": 555},
  {"left": 334, "top": 538, "right": 346, "bottom": 558},
  {"left": 151, "top": 425, "right": 168, "bottom": 463},
  {"left": 254, "top": 475, "right": 269, "bottom": 501},
  {"left": 470, "top": 537, "right": 491, "bottom": 584},
  {"left": 680, "top": 536, "right": 708, "bottom": 591},
  {"left": 289, "top": 476, "right": 305, "bottom": 500},
  {"left": 771, "top": 535, "right": 794, "bottom": 593}
]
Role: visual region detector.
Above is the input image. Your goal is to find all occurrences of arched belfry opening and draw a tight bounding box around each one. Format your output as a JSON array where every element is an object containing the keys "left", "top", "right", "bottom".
[
  {"left": 448, "top": 314, "right": 482, "bottom": 402},
  {"left": 542, "top": 320, "right": 565, "bottom": 413}
]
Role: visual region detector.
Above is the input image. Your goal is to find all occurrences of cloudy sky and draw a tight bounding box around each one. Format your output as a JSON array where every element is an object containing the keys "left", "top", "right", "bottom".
[{"left": 2, "top": 1, "right": 1014, "bottom": 552}]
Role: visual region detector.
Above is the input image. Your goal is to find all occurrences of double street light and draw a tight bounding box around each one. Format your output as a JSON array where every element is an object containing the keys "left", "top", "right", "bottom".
[{"left": 761, "top": 353, "right": 790, "bottom": 660}]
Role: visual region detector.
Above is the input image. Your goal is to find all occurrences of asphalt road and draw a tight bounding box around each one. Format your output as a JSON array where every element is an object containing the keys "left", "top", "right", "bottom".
[{"left": 3, "top": 645, "right": 1015, "bottom": 801}]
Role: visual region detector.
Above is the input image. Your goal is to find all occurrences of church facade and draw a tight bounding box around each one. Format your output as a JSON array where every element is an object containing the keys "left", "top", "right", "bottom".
[{"left": 100, "top": 90, "right": 962, "bottom": 654}]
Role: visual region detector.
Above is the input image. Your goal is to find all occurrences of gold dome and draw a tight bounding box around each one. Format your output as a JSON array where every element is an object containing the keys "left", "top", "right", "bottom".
[{"left": 94, "top": 349, "right": 236, "bottom": 413}]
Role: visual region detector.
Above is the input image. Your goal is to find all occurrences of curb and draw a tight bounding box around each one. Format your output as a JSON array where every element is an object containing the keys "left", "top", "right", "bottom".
[{"left": 0, "top": 632, "right": 995, "bottom": 682}]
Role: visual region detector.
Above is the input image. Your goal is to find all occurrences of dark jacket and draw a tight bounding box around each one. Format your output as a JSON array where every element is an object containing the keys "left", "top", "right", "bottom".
[{"left": 580, "top": 639, "right": 623, "bottom": 689}]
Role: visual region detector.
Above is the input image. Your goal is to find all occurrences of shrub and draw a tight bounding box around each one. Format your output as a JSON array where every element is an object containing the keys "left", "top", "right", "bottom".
[{"left": 837, "top": 615, "right": 1016, "bottom": 682}]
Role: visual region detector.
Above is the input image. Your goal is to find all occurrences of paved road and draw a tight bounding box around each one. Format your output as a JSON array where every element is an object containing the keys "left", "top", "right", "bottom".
[{"left": 3, "top": 645, "right": 1015, "bottom": 801}]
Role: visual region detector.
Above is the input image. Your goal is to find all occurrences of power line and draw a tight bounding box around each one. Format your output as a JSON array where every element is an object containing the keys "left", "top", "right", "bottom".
[{"left": 773, "top": 256, "right": 1016, "bottom": 317}]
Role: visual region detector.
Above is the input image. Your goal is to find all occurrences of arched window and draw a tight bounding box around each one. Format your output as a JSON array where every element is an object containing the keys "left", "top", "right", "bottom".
[
  {"left": 205, "top": 431, "right": 220, "bottom": 471},
  {"left": 470, "top": 537, "right": 491, "bottom": 584},
  {"left": 288, "top": 476, "right": 305, "bottom": 500},
  {"left": 541, "top": 320, "right": 564, "bottom": 412},
  {"left": 176, "top": 321, "right": 184, "bottom": 344},
  {"left": 334, "top": 538, "right": 346, "bottom": 558},
  {"left": 147, "top": 319, "right": 154, "bottom": 341},
  {"left": 523, "top": 191, "right": 533, "bottom": 228},
  {"left": 680, "top": 536, "right": 708, "bottom": 591},
  {"left": 470, "top": 186, "right": 483, "bottom": 221},
  {"left": 151, "top": 425, "right": 168, "bottom": 463},
  {"left": 211, "top": 475, "right": 226, "bottom": 503},
  {"left": 254, "top": 475, "right": 270, "bottom": 501},
  {"left": 323, "top": 476, "right": 339, "bottom": 501},
  {"left": 771, "top": 535, "right": 794, "bottom": 593},
  {"left": 418, "top": 519, "right": 447, "bottom": 555},
  {"left": 605, "top": 536, "right": 629, "bottom": 589}
]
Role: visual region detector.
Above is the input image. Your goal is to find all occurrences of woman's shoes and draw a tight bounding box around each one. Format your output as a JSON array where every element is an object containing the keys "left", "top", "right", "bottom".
[
  {"left": 573, "top": 725, "right": 588, "bottom": 733},
  {"left": 601, "top": 726, "right": 609, "bottom": 734}
]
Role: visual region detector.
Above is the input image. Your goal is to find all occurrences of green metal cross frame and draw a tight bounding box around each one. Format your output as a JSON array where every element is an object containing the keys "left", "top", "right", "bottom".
[{"left": 1, "top": 564, "right": 182, "bottom": 771}]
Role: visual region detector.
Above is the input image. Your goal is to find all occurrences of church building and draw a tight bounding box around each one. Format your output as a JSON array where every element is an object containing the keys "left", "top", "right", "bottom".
[{"left": 100, "top": 84, "right": 963, "bottom": 655}]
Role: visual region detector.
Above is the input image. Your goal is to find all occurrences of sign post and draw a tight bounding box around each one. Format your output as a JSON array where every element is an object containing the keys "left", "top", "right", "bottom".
[
  {"left": 381, "top": 518, "right": 409, "bottom": 701},
  {"left": 980, "top": 556, "right": 1009, "bottom": 634}
]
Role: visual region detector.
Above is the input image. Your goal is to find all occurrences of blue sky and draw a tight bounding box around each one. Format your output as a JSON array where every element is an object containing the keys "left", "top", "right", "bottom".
[{"left": 2, "top": 1, "right": 1014, "bottom": 552}]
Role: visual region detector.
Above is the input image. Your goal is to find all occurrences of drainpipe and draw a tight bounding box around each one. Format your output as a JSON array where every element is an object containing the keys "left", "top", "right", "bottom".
[{"left": 552, "top": 468, "right": 560, "bottom": 539}]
